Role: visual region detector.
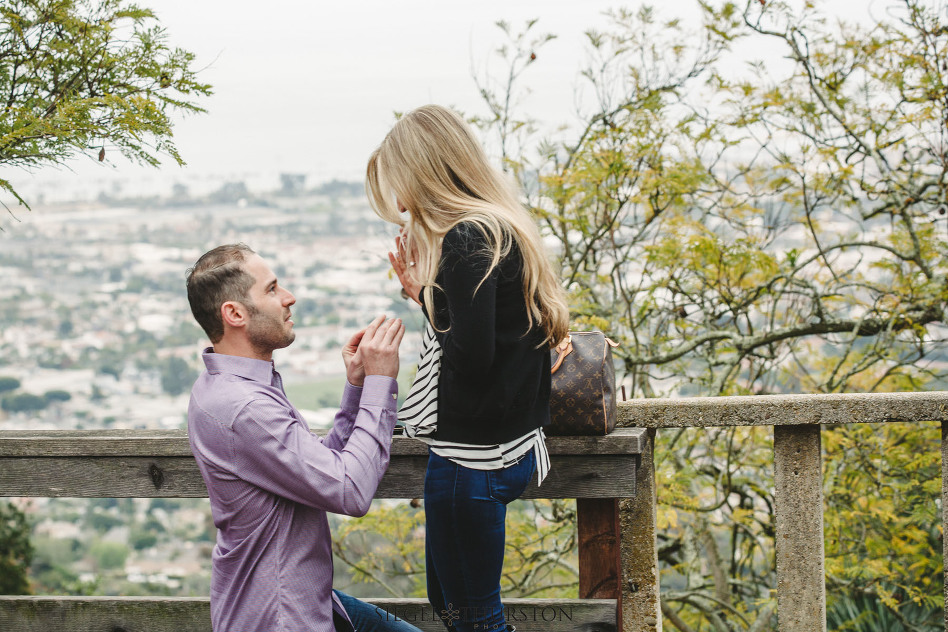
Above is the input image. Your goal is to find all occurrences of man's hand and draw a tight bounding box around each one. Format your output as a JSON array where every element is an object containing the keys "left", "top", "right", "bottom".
[
  {"left": 342, "top": 325, "right": 369, "bottom": 387},
  {"left": 358, "top": 315, "right": 405, "bottom": 379}
]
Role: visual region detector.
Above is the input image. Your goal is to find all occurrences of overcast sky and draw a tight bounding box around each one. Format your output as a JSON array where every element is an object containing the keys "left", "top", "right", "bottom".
[{"left": 11, "top": 0, "right": 927, "bottom": 203}]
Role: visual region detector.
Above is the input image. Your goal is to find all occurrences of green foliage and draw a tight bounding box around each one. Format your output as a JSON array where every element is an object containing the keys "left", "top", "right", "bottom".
[
  {"left": 159, "top": 356, "right": 197, "bottom": 396},
  {"left": 1, "top": 391, "right": 48, "bottom": 412},
  {"left": 86, "top": 511, "right": 122, "bottom": 533},
  {"left": 500, "top": 500, "right": 577, "bottom": 597},
  {"left": 0, "top": 0, "right": 211, "bottom": 214},
  {"left": 0, "top": 502, "right": 33, "bottom": 594},
  {"left": 148, "top": 498, "right": 180, "bottom": 511},
  {"left": 332, "top": 500, "right": 427, "bottom": 598},
  {"left": 827, "top": 590, "right": 942, "bottom": 632},
  {"left": 95, "top": 347, "right": 125, "bottom": 379},
  {"left": 89, "top": 540, "right": 128, "bottom": 571},
  {"left": 824, "top": 422, "right": 943, "bottom": 625},
  {"left": 29, "top": 535, "right": 99, "bottom": 595},
  {"left": 43, "top": 389, "right": 71, "bottom": 403},
  {"left": 330, "top": 499, "right": 577, "bottom": 600},
  {"left": 129, "top": 529, "right": 158, "bottom": 550},
  {"left": 0, "top": 376, "right": 20, "bottom": 392},
  {"left": 484, "top": 0, "right": 948, "bottom": 400},
  {"left": 473, "top": 0, "right": 948, "bottom": 629}
]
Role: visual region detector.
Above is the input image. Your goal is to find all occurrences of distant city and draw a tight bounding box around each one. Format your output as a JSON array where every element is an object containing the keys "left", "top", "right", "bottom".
[{"left": 0, "top": 176, "right": 426, "bottom": 596}]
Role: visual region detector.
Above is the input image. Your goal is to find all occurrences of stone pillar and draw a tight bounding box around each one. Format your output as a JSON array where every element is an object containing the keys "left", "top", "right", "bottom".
[
  {"left": 942, "top": 421, "right": 947, "bottom": 631},
  {"left": 773, "top": 424, "right": 826, "bottom": 632},
  {"left": 620, "top": 428, "right": 661, "bottom": 631}
]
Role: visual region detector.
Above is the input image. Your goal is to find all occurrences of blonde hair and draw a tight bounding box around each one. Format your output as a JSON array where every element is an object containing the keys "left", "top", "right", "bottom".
[{"left": 366, "top": 104, "right": 569, "bottom": 348}]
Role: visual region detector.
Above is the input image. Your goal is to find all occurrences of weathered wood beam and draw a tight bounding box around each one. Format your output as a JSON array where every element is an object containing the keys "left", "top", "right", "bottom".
[
  {"left": 0, "top": 428, "right": 645, "bottom": 457},
  {"left": 578, "top": 498, "right": 622, "bottom": 609},
  {"left": 0, "top": 596, "right": 617, "bottom": 632},
  {"left": 0, "top": 453, "right": 636, "bottom": 499},
  {"left": 0, "top": 429, "right": 642, "bottom": 499}
]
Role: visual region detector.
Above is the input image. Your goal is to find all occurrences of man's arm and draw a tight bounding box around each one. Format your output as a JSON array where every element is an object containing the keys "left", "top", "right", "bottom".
[
  {"left": 231, "top": 316, "right": 404, "bottom": 517},
  {"left": 231, "top": 376, "right": 397, "bottom": 517},
  {"left": 322, "top": 381, "right": 363, "bottom": 452}
]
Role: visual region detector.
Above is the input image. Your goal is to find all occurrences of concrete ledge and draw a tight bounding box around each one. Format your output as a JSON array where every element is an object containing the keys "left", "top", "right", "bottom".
[{"left": 619, "top": 390, "right": 948, "bottom": 428}]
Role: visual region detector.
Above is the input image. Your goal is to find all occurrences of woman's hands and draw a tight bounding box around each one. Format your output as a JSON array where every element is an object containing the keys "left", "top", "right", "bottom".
[{"left": 389, "top": 229, "right": 423, "bottom": 306}]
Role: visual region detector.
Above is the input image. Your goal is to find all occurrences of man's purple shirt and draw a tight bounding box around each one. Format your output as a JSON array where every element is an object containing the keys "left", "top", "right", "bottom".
[{"left": 187, "top": 348, "right": 398, "bottom": 631}]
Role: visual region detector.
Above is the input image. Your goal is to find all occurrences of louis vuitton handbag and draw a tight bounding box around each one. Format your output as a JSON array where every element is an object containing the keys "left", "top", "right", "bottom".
[{"left": 546, "top": 331, "right": 619, "bottom": 436}]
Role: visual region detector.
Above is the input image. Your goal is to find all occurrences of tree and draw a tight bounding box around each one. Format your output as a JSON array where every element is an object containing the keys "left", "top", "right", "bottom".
[
  {"left": 159, "top": 356, "right": 197, "bottom": 397},
  {"left": 1, "top": 391, "right": 48, "bottom": 412},
  {"left": 43, "top": 389, "right": 71, "bottom": 403},
  {"left": 0, "top": 376, "right": 20, "bottom": 393},
  {"left": 474, "top": 1, "right": 946, "bottom": 629},
  {"left": 89, "top": 540, "right": 128, "bottom": 571},
  {"left": 0, "top": 502, "right": 33, "bottom": 594},
  {"left": 331, "top": 499, "right": 578, "bottom": 600},
  {"left": 0, "top": 0, "right": 211, "bottom": 216},
  {"left": 129, "top": 529, "right": 158, "bottom": 550}
]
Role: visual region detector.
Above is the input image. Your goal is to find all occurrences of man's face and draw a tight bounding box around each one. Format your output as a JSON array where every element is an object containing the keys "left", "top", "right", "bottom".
[{"left": 242, "top": 254, "right": 296, "bottom": 353}]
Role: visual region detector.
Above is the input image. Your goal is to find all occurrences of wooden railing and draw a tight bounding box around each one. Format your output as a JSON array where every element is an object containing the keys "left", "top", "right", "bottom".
[
  {"left": 2, "top": 391, "right": 947, "bottom": 632},
  {"left": 0, "top": 427, "right": 644, "bottom": 632}
]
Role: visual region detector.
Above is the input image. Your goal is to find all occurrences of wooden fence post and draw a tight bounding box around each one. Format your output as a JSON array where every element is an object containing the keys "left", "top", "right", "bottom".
[{"left": 578, "top": 497, "right": 622, "bottom": 628}]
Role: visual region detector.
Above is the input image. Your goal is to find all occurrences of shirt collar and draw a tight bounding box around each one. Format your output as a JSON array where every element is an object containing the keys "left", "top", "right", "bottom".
[{"left": 201, "top": 347, "right": 275, "bottom": 384}]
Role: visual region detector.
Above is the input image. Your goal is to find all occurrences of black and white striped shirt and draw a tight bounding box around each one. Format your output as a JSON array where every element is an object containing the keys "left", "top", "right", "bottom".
[
  {"left": 399, "top": 324, "right": 551, "bottom": 485},
  {"left": 424, "top": 427, "right": 550, "bottom": 485}
]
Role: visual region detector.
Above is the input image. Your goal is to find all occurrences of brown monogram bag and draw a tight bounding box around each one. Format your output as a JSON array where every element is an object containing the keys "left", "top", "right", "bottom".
[{"left": 546, "top": 331, "right": 619, "bottom": 436}]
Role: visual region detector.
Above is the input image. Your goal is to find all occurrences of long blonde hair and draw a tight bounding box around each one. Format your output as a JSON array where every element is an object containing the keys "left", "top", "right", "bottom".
[{"left": 366, "top": 104, "right": 569, "bottom": 348}]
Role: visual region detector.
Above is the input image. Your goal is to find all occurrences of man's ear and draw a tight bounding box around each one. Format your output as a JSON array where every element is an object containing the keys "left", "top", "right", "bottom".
[{"left": 221, "top": 301, "right": 248, "bottom": 329}]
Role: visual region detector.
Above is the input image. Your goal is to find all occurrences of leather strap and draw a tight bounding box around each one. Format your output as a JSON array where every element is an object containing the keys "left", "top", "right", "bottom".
[{"left": 550, "top": 335, "right": 573, "bottom": 374}]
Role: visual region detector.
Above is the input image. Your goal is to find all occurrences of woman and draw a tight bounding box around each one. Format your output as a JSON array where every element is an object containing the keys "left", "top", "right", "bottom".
[{"left": 366, "top": 104, "right": 570, "bottom": 632}]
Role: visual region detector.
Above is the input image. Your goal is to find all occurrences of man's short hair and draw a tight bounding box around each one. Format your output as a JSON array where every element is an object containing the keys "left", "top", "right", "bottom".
[{"left": 186, "top": 244, "right": 257, "bottom": 343}]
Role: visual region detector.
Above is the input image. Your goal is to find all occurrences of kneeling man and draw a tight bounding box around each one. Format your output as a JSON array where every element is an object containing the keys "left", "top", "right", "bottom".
[{"left": 186, "top": 243, "right": 419, "bottom": 632}]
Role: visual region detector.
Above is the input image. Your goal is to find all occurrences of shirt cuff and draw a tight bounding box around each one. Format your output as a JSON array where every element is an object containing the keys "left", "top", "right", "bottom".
[
  {"left": 339, "top": 380, "right": 364, "bottom": 412},
  {"left": 360, "top": 375, "right": 398, "bottom": 410}
]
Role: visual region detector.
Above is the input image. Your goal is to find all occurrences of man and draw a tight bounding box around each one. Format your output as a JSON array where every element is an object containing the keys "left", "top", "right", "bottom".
[{"left": 185, "top": 244, "right": 419, "bottom": 632}]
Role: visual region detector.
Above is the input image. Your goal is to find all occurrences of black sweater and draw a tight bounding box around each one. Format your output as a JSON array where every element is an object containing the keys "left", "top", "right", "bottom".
[{"left": 420, "top": 222, "right": 551, "bottom": 444}]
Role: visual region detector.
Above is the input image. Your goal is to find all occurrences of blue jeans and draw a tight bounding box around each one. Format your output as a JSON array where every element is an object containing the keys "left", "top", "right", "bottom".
[
  {"left": 424, "top": 450, "right": 537, "bottom": 632},
  {"left": 333, "top": 590, "right": 424, "bottom": 632}
]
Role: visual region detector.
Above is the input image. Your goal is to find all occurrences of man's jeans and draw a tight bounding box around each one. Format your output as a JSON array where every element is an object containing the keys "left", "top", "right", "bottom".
[
  {"left": 334, "top": 590, "right": 423, "bottom": 632},
  {"left": 424, "top": 450, "right": 536, "bottom": 631}
]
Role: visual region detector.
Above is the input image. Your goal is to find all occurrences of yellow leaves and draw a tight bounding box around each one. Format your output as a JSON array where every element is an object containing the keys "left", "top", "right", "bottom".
[
  {"left": 647, "top": 219, "right": 780, "bottom": 302},
  {"left": 573, "top": 314, "right": 611, "bottom": 332},
  {"left": 823, "top": 421, "right": 942, "bottom": 606},
  {"left": 657, "top": 507, "right": 679, "bottom": 530},
  {"left": 877, "top": 586, "right": 899, "bottom": 610}
]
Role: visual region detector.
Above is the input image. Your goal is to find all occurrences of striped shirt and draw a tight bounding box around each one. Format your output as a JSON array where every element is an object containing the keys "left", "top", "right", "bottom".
[
  {"left": 399, "top": 325, "right": 551, "bottom": 485},
  {"left": 425, "top": 427, "right": 550, "bottom": 485}
]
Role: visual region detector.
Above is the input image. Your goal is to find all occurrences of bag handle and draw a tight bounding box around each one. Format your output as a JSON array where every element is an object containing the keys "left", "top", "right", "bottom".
[
  {"left": 551, "top": 334, "right": 572, "bottom": 374},
  {"left": 551, "top": 332, "right": 620, "bottom": 375}
]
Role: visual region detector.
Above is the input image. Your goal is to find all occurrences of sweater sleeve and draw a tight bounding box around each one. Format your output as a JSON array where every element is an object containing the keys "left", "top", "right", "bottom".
[{"left": 429, "top": 223, "right": 498, "bottom": 377}]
